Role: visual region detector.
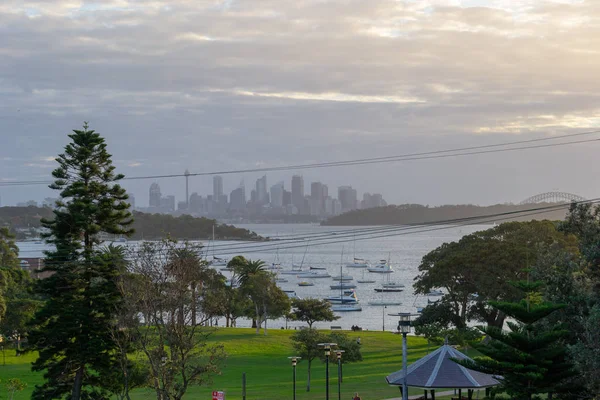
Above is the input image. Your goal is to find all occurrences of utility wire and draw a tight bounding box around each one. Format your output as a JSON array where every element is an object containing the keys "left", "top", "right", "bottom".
[
  {"left": 2, "top": 131, "right": 599, "bottom": 187},
  {"left": 15, "top": 198, "right": 596, "bottom": 258}
]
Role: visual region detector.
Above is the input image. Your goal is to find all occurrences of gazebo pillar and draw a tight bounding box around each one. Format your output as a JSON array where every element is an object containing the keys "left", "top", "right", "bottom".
[
  {"left": 430, "top": 390, "right": 435, "bottom": 400},
  {"left": 458, "top": 389, "right": 462, "bottom": 399},
  {"left": 468, "top": 389, "right": 473, "bottom": 400},
  {"left": 424, "top": 390, "right": 428, "bottom": 400}
]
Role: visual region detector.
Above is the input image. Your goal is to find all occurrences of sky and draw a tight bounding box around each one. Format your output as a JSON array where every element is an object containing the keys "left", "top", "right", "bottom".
[{"left": 1, "top": 0, "right": 600, "bottom": 207}]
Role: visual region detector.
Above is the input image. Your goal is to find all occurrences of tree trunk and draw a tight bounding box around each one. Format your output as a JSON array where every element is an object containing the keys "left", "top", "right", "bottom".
[
  {"left": 306, "top": 360, "right": 312, "bottom": 391},
  {"left": 263, "top": 303, "right": 268, "bottom": 336},
  {"left": 191, "top": 283, "right": 197, "bottom": 326},
  {"left": 72, "top": 365, "right": 84, "bottom": 400}
]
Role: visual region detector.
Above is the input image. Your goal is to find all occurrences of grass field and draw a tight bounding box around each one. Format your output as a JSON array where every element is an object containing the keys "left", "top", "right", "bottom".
[{"left": 0, "top": 328, "right": 449, "bottom": 400}]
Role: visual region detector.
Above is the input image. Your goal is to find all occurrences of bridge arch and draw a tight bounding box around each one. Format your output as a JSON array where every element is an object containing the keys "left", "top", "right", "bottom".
[{"left": 519, "top": 192, "right": 586, "bottom": 205}]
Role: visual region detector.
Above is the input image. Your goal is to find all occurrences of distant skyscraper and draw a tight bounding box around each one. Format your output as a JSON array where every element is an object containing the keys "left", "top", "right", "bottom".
[
  {"left": 161, "top": 195, "right": 175, "bottom": 212},
  {"left": 230, "top": 183, "right": 246, "bottom": 211},
  {"left": 338, "top": 186, "right": 357, "bottom": 211},
  {"left": 256, "top": 175, "right": 268, "bottom": 204},
  {"left": 283, "top": 190, "right": 292, "bottom": 207},
  {"left": 184, "top": 169, "right": 190, "bottom": 207},
  {"left": 149, "top": 183, "right": 161, "bottom": 207},
  {"left": 270, "top": 182, "right": 284, "bottom": 207},
  {"left": 213, "top": 175, "right": 223, "bottom": 198},
  {"left": 310, "top": 182, "right": 324, "bottom": 215},
  {"left": 291, "top": 175, "right": 304, "bottom": 213}
]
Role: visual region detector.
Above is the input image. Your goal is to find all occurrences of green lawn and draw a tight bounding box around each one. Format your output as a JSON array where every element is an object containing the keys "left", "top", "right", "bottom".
[{"left": 0, "top": 329, "right": 446, "bottom": 400}]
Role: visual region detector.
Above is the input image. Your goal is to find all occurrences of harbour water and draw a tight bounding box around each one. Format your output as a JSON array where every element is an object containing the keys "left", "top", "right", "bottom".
[{"left": 16, "top": 223, "right": 488, "bottom": 331}]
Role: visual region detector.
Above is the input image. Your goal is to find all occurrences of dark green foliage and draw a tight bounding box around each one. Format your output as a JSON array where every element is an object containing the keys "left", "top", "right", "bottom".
[
  {"left": 413, "top": 221, "right": 579, "bottom": 331},
  {"left": 129, "top": 211, "right": 262, "bottom": 240},
  {"left": 456, "top": 280, "right": 575, "bottom": 400},
  {"left": 0, "top": 206, "right": 262, "bottom": 241},
  {"left": 27, "top": 123, "right": 134, "bottom": 400},
  {"left": 0, "top": 227, "right": 19, "bottom": 268},
  {"left": 322, "top": 203, "right": 570, "bottom": 226},
  {"left": 321, "top": 332, "right": 363, "bottom": 364},
  {"left": 289, "top": 298, "right": 339, "bottom": 329}
]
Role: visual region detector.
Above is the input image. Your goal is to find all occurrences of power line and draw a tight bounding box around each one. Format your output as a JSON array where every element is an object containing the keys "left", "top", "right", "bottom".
[
  {"left": 2, "top": 130, "right": 599, "bottom": 187},
  {"left": 15, "top": 198, "right": 596, "bottom": 258}
]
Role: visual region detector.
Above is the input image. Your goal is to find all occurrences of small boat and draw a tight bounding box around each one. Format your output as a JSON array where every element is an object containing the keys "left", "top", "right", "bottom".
[
  {"left": 382, "top": 282, "right": 405, "bottom": 289},
  {"left": 298, "top": 281, "right": 314, "bottom": 287},
  {"left": 357, "top": 269, "right": 376, "bottom": 283},
  {"left": 297, "top": 271, "right": 330, "bottom": 278},
  {"left": 331, "top": 275, "right": 353, "bottom": 281},
  {"left": 368, "top": 300, "right": 402, "bottom": 306},
  {"left": 427, "top": 290, "right": 444, "bottom": 296},
  {"left": 266, "top": 263, "right": 283, "bottom": 270},
  {"left": 276, "top": 277, "right": 288, "bottom": 283},
  {"left": 309, "top": 266, "right": 327, "bottom": 270},
  {"left": 374, "top": 287, "right": 404, "bottom": 293},
  {"left": 210, "top": 257, "right": 228, "bottom": 267},
  {"left": 332, "top": 304, "right": 362, "bottom": 312},
  {"left": 346, "top": 258, "right": 369, "bottom": 268},
  {"left": 416, "top": 306, "right": 424, "bottom": 313},
  {"left": 280, "top": 265, "right": 305, "bottom": 275},
  {"left": 327, "top": 289, "right": 359, "bottom": 304},
  {"left": 114, "top": 237, "right": 127, "bottom": 243},
  {"left": 367, "top": 260, "right": 394, "bottom": 273},
  {"left": 330, "top": 283, "right": 357, "bottom": 290},
  {"left": 283, "top": 290, "right": 301, "bottom": 300}
]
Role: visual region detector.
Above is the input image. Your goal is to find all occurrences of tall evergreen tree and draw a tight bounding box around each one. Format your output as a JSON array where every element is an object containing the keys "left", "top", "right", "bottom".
[
  {"left": 456, "top": 280, "right": 574, "bottom": 400},
  {"left": 28, "top": 123, "right": 133, "bottom": 400}
]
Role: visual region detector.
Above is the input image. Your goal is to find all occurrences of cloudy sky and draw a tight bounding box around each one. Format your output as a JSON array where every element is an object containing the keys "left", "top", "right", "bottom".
[{"left": 1, "top": 0, "right": 599, "bottom": 207}]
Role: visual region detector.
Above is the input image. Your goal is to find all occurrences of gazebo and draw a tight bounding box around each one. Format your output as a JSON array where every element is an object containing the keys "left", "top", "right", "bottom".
[{"left": 386, "top": 344, "right": 500, "bottom": 400}]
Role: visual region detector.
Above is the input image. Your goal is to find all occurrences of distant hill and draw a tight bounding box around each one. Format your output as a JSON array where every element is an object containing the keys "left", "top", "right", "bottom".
[
  {"left": 0, "top": 207, "right": 262, "bottom": 241},
  {"left": 321, "top": 203, "right": 570, "bottom": 226}
]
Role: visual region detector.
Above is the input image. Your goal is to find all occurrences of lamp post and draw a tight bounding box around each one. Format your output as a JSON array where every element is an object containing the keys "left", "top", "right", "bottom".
[
  {"left": 382, "top": 305, "right": 387, "bottom": 331},
  {"left": 336, "top": 350, "right": 345, "bottom": 400},
  {"left": 288, "top": 356, "right": 301, "bottom": 400},
  {"left": 318, "top": 343, "right": 337, "bottom": 400},
  {"left": 389, "top": 312, "right": 414, "bottom": 400}
]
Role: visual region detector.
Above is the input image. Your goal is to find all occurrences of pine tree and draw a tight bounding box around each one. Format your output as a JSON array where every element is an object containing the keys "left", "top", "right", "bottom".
[
  {"left": 457, "top": 280, "right": 575, "bottom": 400},
  {"left": 28, "top": 123, "right": 133, "bottom": 400}
]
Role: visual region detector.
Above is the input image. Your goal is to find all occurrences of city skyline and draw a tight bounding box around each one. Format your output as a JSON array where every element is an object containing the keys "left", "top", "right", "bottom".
[
  {"left": 2, "top": 1, "right": 600, "bottom": 207},
  {"left": 138, "top": 173, "right": 387, "bottom": 218}
]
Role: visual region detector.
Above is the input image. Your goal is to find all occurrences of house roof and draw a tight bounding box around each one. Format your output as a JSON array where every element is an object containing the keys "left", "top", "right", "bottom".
[{"left": 386, "top": 345, "right": 500, "bottom": 389}]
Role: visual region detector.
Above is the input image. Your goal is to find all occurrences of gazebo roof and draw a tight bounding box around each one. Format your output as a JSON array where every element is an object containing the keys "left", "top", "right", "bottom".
[{"left": 386, "top": 344, "right": 500, "bottom": 389}]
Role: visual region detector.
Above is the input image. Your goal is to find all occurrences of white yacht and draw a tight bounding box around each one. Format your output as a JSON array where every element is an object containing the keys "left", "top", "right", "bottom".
[
  {"left": 346, "top": 258, "right": 369, "bottom": 268},
  {"left": 331, "top": 304, "right": 362, "bottom": 312},
  {"left": 331, "top": 275, "right": 353, "bottom": 281},
  {"left": 297, "top": 271, "right": 330, "bottom": 278},
  {"left": 367, "top": 260, "right": 394, "bottom": 273},
  {"left": 327, "top": 289, "right": 359, "bottom": 304}
]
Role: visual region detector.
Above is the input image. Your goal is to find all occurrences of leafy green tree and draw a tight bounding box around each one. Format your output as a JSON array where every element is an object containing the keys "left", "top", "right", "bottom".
[
  {"left": 321, "top": 332, "right": 363, "bottom": 364},
  {"left": 0, "top": 228, "right": 19, "bottom": 268},
  {"left": 0, "top": 267, "right": 43, "bottom": 352},
  {"left": 234, "top": 259, "right": 267, "bottom": 287},
  {"left": 243, "top": 272, "right": 290, "bottom": 335},
  {"left": 289, "top": 298, "right": 339, "bottom": 329},
  {"left": 414, "top": 221, "right": 578, "bottom": 330},
  {"left": 27, "top": 123, "right": 134, "bottom": 400},
  {"left": 127, "top": 240, "right": 227, "bottom": 400},
  {"left": 5, "top": 377, "right": 27, "bottom": 400},
  {"left": 456, "top": 280, "right": 575, "bottom": 400},
  {"left": 569, "top": 304, "right": 600, "bottom": 395},
  {"left": 291, "top": 328, "right": 327, "bottom": 392}
]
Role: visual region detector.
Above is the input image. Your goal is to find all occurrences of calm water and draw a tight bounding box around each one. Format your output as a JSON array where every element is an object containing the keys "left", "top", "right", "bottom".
[{"left": 16, "top": 223, "right": 488, "bottom": 331}]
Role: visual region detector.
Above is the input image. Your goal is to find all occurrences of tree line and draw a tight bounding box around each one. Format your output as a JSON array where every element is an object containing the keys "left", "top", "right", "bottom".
[
  {"left": 412, "top": 208, "right": 600, "bottom": 399},
  {"left": 0, "top": 123, "right": 357, "bottom": 400}
]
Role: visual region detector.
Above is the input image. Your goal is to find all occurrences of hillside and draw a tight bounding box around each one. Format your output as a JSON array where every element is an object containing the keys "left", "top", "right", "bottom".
[
  {"left": 0, "top": 207, "right": 262, "bottom": 241},
  {"left": 322, "top": 203, "right": 569, "bottom": 226}
]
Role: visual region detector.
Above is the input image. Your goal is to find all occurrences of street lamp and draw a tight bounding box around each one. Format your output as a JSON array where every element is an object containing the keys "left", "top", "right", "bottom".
[
  {"left": 335, "top": 350, "right": 345, "bottom": 400},
  {"left": 288, "top": 356, "right": 301, "bottom": 400},
  {"left": 318, "top": 343, "right": 337, "bottom": 400},
  {"left": 389, "top": 312, "right": 414, "bottom": 400},
  {"left": 382, "top": 305, "right": 387, "bottom": 331}
]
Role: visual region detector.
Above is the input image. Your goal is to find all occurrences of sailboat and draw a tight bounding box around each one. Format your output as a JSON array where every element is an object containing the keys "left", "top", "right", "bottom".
[
  {"left": 327, "top": 249, "right": 361, "bottom": 311},
  {"left": 374, "top": 269, "right": 404, "bottom": 292},
  {"left": 281, "top": 244, "right": 308, "bottom": 275},
  {"left": 345, "top": 231, "right": 369, "bottom": 268},
  {"left": 209, "top": 225, "right": 228, "bottom": 267},
  {"left": 367, "top": 255, "right": 393, "bottom": 273},
  {"left": 357, "top": 268, "right": 376, "bottom": 283}
]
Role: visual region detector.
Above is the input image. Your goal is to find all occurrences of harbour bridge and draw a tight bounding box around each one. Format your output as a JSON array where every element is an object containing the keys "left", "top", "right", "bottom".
[{"left": 519, "top": 192, "right": 586, "bottom": 205}]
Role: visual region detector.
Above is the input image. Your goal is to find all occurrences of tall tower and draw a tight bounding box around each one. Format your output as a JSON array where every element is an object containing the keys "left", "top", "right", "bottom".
[
  {"left": 213, "top": 175, "right": 223, "bottom": 198},
  {"left": 291, "top": 175, "right": 304, "bottom": 213},
  {"left": 149, "top": 183, "right": 161, "bottom": 207},
  {"left": 184, "top": 169, "right": 190, "bottom": 207}
]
